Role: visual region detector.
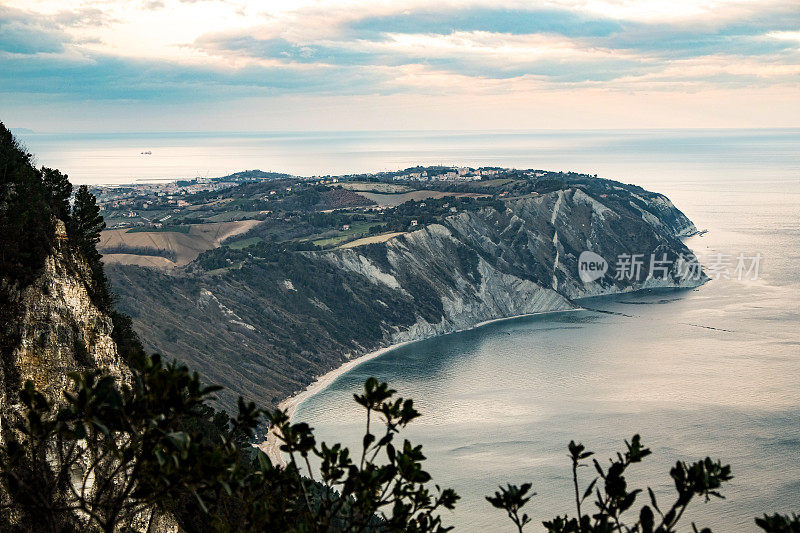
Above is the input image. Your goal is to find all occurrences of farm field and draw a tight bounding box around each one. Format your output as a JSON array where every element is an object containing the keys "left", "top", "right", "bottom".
[
  {"left": 227, "top": 236, "right": 263, "bottom": 249},
  {"left": 206, "top": 210, "right": 265, "bottom": 222},
  {"left": 339, "top": 232, "right": 405, "bottom": 248},
  {"left": 309, "top": 221, "right": 379, "bottom": 247},
  {"left": 99, "top": 220, "right": 261, "bottom": 267},
  {"left": 358, "top": 190, "right": 490, "bottom": 207}
]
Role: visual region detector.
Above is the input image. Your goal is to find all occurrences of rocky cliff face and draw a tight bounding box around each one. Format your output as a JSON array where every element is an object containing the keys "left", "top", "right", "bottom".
[
  {"left": 1, "top": 223, "right": 129, "bottom": 415},
  {"left": 106, "top": 182, "right": 703, "bottom": 413},
  {"left": 323, "top": 188, "right": 700, "bottom": 341}
]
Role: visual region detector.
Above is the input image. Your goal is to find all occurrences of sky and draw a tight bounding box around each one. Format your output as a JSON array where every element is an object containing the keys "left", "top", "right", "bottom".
[{"left": 1, "top": 0, "right": 799, "bottom": 132}]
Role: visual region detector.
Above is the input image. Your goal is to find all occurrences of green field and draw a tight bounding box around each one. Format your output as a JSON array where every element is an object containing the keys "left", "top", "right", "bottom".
[
  {"left": 502, "top": 193, "right": 540, "bottom": 201},
  {"left": 309, "top": 221, "right": 380, "bottom": 247},
  {"left": 127, "top": 225, "right": 190, "bottom": 234},
  {"left": 206, "top": 211, "right": 263, "bottom": 222},
  {"left": 227, "top": 236, "right": 263, "bottom": 249},
  {"left": 312, "top": 235, "right": 352, "bottom": 247}
]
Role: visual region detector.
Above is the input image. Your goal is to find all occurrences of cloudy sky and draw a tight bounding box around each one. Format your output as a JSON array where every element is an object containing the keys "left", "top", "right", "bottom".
[{"left": 1, "top": 0, "right": 798, "bottom": 131}]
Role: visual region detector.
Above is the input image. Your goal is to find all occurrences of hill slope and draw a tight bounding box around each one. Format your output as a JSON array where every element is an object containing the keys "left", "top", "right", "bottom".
[{"left": 107, "top": 182, "right": 703, "bottom": 412}]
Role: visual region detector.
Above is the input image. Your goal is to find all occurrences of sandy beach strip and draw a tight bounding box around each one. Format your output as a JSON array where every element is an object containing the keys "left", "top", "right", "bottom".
[{"left": 258, "top": 341, "right": 413, "bottom": 466}]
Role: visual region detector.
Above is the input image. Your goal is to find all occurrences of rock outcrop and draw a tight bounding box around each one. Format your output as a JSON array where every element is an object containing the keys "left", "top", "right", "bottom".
[{"left": 0, "top": 221, "right": 129, "bottom": 415}]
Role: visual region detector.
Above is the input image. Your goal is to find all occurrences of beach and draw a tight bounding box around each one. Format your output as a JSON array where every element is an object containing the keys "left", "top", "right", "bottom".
[{"left": 258, "top": 342, "right": 413, "bottom": 466}]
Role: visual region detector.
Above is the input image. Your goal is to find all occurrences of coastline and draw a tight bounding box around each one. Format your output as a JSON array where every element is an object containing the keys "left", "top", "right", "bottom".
[
  {"left": 257, "top": 307, "right": 580, "bottom": 466},
  {"left": 258, "top": 341, "right": 414, "bottom": 465}
]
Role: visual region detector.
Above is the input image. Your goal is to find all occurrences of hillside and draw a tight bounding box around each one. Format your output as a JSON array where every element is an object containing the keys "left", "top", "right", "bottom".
[
  {"left": 1, "top": 223, "right": 131, "bottom": 408},
  {"left": 106, "top": 178, "right": 703, "bottom": 413}
]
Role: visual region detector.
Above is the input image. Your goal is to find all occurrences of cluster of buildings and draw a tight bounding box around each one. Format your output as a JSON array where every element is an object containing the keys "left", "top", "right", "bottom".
[
  {"left": 94, "top": 178, "right": 240, "bottom": 213},
  {"left": 392, "top": 167, "right": 491, "bottom": 182},
  {"left": 96, "top": 178, "right": 235, "bottom": 202}
]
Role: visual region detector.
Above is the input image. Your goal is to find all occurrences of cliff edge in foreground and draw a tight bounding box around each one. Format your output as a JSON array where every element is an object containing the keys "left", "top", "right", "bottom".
[{"left": 1, "top": 225, "right": 129, "bottom": 415}]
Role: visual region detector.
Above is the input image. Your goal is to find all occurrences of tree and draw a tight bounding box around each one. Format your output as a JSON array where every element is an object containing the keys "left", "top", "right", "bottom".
[
  {"left": 70, "top": 184, "right": 105, "bottom": 258},
  {"left": 0, "top": 123, "right": 54, "bottom": 285},
  {"left": 41, "top": 167, "right": 72, "bottom": 221},
  {"left": 69, "top": 184, "right": 111, "bottom": 309}
]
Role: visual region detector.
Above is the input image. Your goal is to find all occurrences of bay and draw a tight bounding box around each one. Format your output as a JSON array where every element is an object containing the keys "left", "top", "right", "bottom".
[{"left": 289, "top": 129, "right": 800, "bottom": 531}]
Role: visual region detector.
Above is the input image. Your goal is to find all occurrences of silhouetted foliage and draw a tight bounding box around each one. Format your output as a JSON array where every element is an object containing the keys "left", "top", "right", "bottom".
[
  {"left": 488, "top": 435, "right": 734, "bottom": 533},
  {"left": 487, "top": 483, "right": 534, "bottom": 532},
  {"left": 5, "top": 361, "right": 797, "bottom": 532},
  {"left": 0, "top": 367, "right": 458, "bottom": 532},
  {"left": 0, "top": 355, "right": 232, "bottom": 531},
  {"left": 756, "top": 513, "right": 800, "bottom": 533}
]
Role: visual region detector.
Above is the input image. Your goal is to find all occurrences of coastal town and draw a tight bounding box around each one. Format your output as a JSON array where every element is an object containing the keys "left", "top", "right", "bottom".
[{"left": 91, "top": 165, "right": 571, "bottom": 230}]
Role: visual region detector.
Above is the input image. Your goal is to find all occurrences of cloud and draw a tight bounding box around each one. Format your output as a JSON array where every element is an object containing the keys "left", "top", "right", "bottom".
[
  {"left": 194, "top": 35, "right": 376, "bottom": 66},
  {"left": 0, "top": 48, "right": 395, "bottom": 101},
  {"left": 54, "top": 7, "right": 117, "bottom": 28},
  {"left": 349, "top": 8, "right": 623, "bottom": 38},
  {"left": 1, "top": 0, "right": 798, "bottom": 107},
  {"left": 191, "top": 2, "right": 800, "bottom": 88},
  {"left": 0, "top": 5, "right": 119, "bottom": 55},
  {"left": 0, "top": 6, "right": 71, "bottom": 54}
]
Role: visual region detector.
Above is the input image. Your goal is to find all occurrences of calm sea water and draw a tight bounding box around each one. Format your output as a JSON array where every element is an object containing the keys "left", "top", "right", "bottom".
[
  {"left": 283, "top": 130, "right": 796, "bottom": 531},
  {"left": 20, "top": 128, "right": 800, "bottom": 530}
]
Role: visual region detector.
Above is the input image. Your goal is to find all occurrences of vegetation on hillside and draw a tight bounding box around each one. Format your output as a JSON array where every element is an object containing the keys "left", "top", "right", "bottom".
[
  {"left": 102, "top": 244, "right": 178, "bottom": 262},
  {"left": 0, "top": 123, "right": 58, "bottom": 286},
  {"left": 0, "top": 124, "right": 112, "bottom": 307}
]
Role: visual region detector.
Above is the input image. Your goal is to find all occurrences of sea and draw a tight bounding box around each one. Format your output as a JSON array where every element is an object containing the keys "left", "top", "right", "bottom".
[{"left": 17, "top": 128, "right": 800, "bottom": 531}]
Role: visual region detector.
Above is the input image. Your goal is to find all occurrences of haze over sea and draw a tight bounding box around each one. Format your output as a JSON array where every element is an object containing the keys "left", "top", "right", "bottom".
[{"left": 21, "top": 129, "right": 800, "bottom": 531}]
